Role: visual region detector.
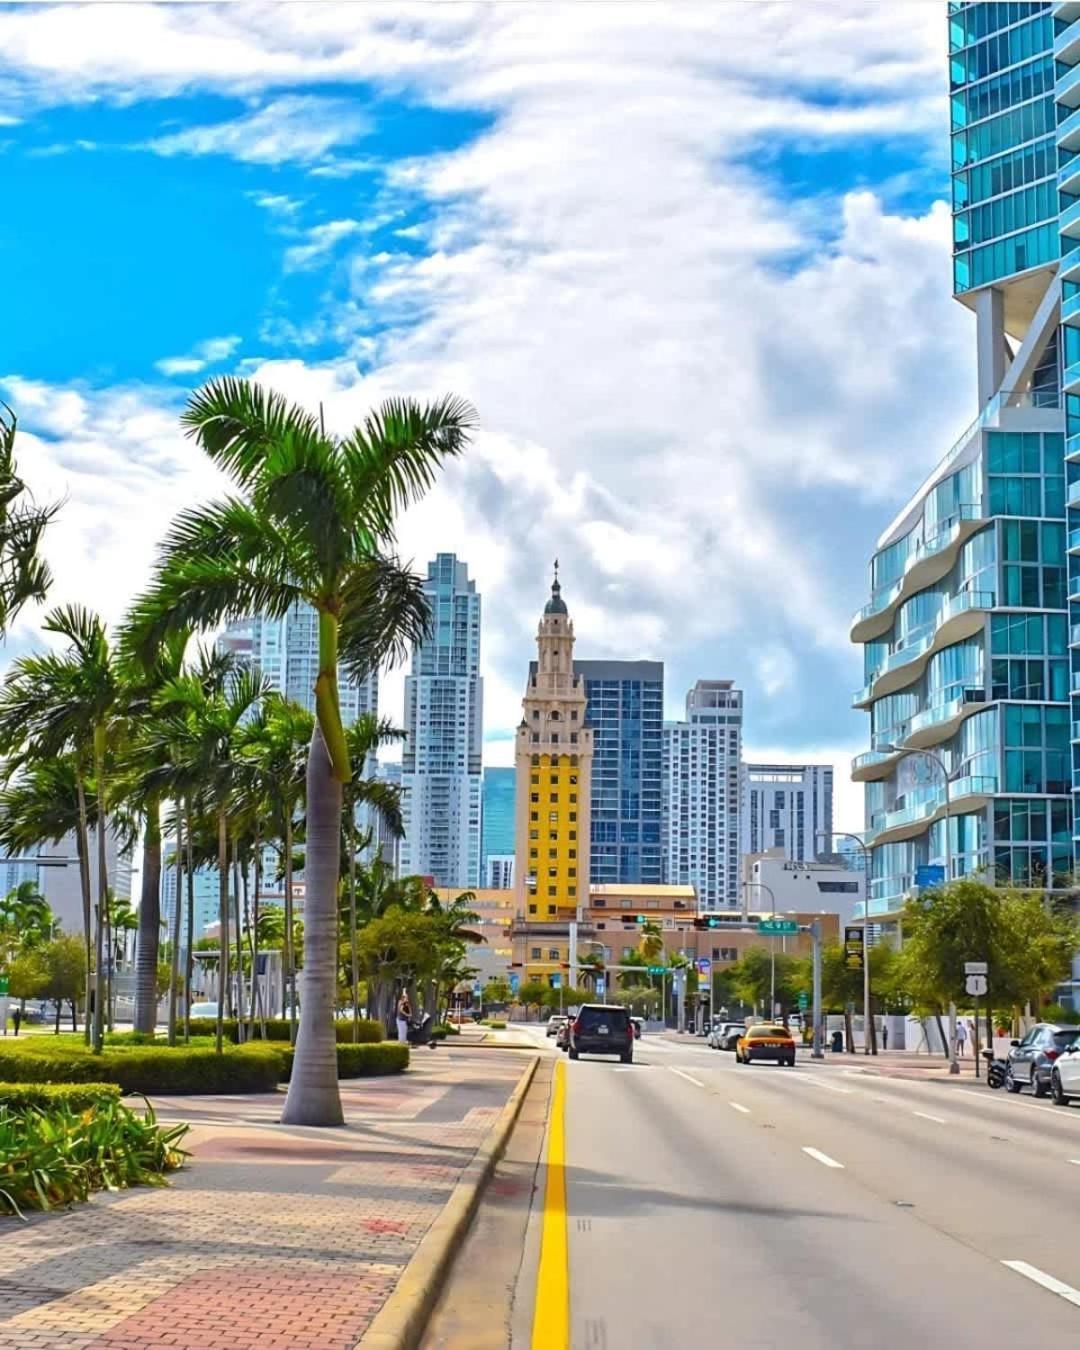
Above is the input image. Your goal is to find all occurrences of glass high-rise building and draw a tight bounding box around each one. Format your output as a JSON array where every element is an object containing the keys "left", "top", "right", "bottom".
[
  {"left": 480, "top": 767, "right": 516, "bottom": 886},
  {"left": 400, "top": 554, "right": 483, "bottom": 887},
  {"left": 742, "top": 763, "right": 834, "bottom": 864},
  {"left": 852, "top": 4, "right": 1072, "bottom": 940},
  {"left": 576, "top": 660, "right": 664, "bottom": 885}
]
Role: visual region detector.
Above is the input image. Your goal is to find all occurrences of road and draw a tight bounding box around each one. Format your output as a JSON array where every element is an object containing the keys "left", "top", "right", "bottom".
[{"left": 510, "top": 1026, "right": 1080, "bottom": 1349}]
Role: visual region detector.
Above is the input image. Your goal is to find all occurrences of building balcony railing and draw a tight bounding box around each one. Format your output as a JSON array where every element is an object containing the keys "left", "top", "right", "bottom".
[
  {"left": 1057, "top": 61, "right": 1080, "bottom": 112},
  {"left": 1055, "top": 2, "right": 1080, "bottom": 25},
  {"left": 1065, "top": 291, "right": 1080, "bottom": 332},
  {"left": 850, "top": 505, "right": 984, "bottom": 644},
  {"left": 905, "top": 687, "right": 987, "bottom": 749},
  {"left": 1063, "top": 241, "right": 1080, "bottom": 283},
  {"left": 1062, "top": 196, "right": 1080, "bottom": 241},
  {"left": 865, "top": 775, "right": 998, "bottom": 849},
  {"left": 1061, "top": 158, "right": 1080, "bottom": 201},
  {"left": 1056, "top": 17, "right": 1080, "bottom": 66}
]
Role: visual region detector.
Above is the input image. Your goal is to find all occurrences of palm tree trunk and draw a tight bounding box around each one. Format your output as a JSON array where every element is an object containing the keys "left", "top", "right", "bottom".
[
  {"left": 167, "top": 820, "right": 184, "bottom": 1045},
  {"left": 281, "top": 724, "right": 344, "bottom": 1127},
  {"left": 250, "top": 831, "right": 263, "bottom": 1040},
  {"left": 349, "top": 826, "right": 359, "bottom": 1044},
  {"left": 134, "top": 798, "right": 162, "bottom": 1034},
  {"left": 184, "top": 806, "right": 194, "bottom": 1044},
  {"left": 92, "top": 728, "right": 108, "bottom": 1054},
  {"left": 216, "top": 806, "right": 228, "bottom": 1055},
  {"left": 233, "top": 844, "right": 245, "bottom": 1040},
  {"left": 74, "top": 778, "right": 93, "bottom": 1046},
  {"left": 284, "top": 817, "right": 297, "bottom": 1042}
]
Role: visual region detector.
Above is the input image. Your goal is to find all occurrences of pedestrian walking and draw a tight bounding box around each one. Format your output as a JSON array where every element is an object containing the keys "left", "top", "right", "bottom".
[
  {"left": 956, "top": 1018, "right": 968, "bottom": 1058},
  {"left": 395, "top": 991, "right": 411, "bottom": 1043},
  {"left": 881, "top": 1021, "right": 888, "bottom": 1050},
  {"left": 11, "top": 1007, "right": 21, "bottom": 1037}
]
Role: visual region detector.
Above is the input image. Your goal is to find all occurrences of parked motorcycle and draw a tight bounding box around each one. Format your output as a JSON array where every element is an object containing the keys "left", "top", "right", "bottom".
[{"left": 982, "top": 1047, "right": 1006, "bottom": 1089}]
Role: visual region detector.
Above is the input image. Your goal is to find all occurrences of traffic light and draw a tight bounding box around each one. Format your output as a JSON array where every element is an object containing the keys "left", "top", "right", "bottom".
[
  {"left": 692, "top": 916, "right": 723, "bottom": 930},
  {"left": 635, "top": 914, "right": 647, "bottom": 924}
]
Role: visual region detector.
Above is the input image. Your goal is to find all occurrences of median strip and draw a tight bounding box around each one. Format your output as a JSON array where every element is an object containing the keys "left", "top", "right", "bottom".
[
  {"left": 912, "top": 1111, "right": 947, "bottom": 1125},
  {"left": 729, "top": 1102, "right": 751, "bottom": 1114},
  {"left": 1001, "top": 1260, "right": 1080, "bottom": 1310},
  {"left": 802, "top": 1147, "right": 844, "bottom": 1169}
]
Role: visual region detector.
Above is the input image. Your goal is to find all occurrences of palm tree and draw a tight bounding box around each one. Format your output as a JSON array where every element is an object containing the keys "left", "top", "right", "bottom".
[
  {"left": 0, "top": 403, "right": 58, "bottom": 635},
  {"left": 139, "top": 665, "right": 267, "bottom": 1051},
  {"left": 341, "top": 714, "right": 405, "bottom": 1041},
  {"left": 0, "top": 880, "right": 53, "bottom": 964},
  {"left": 0, "top": 605, "right": 124, "bottom": 1051},
  {"left": 124, "top": 377, "right": 475, "bottom": 1126}
]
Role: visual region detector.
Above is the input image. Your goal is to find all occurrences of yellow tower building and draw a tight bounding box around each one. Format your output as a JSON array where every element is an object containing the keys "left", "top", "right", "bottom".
[{"left": 511, "top": 566, "right": 594, "bottom": 986}]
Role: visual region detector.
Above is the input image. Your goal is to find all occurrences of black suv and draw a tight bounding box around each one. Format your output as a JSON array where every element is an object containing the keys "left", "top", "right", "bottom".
[{"left": 568, "top": 1004, "right": 633, "bottom": 1063}]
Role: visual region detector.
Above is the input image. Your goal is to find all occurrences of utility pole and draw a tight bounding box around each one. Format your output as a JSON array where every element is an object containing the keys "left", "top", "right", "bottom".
[{"left": 810, "top": 919, "right": 824, "bottom": 1059}]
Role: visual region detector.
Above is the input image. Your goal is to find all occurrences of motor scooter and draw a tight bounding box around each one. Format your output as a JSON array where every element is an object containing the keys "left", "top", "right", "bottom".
[{"left": 982, "top": 1047, "right": 1006, "bottom": 1089}]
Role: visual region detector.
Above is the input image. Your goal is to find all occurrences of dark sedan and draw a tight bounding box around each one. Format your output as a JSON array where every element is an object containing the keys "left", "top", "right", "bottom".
[{"left": 1006, "top": 1023, "right": 1080, "bottom": 1097}]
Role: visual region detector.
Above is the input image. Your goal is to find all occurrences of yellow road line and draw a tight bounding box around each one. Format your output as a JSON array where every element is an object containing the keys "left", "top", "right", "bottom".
[{"left": 531, "top": 1056, "right": 569, "bottom": 1349}]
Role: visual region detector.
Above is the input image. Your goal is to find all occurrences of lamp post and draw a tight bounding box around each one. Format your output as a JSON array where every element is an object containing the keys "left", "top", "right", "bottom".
[
  {"left": 818, "top": 829, "right": 874, "bottom": 1055},
  {"left": 743, "top": 879, "right": 777, "bottom": 1015},
  {"left": 881, "top": 743, "right": 958, "bottom": 1074}
]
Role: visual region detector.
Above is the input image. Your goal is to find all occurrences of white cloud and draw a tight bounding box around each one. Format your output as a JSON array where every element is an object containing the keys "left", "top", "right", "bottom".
[
  {"left": 248, "top": 191, "right": 302, "bottom": 217},
  {"left": 155, "top": 334, "right": 241, "bottom": 378},
  {"left": 145, "top": 95, "right": 370, "bottom": 166},
  {"left": 283, "top": 219, "right": 363, "bottom": 271}
]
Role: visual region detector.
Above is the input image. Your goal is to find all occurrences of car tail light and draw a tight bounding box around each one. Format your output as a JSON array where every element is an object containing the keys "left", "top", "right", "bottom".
[
  {"left": 572, "top": 1019, "right": 582, "bottom": 1033},
  {"left": 1045, "top": 1049, "right": 1061, "bottom": 1062}
]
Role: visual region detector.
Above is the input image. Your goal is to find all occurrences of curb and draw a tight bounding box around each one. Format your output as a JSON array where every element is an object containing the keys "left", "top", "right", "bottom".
[{"left": 359, "top": 1052, "right": 541, "bottom": 1350}]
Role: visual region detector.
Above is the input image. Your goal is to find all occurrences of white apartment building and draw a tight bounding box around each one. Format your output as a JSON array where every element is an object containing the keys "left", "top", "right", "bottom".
[
  {"left": 662, "top": 680, "right": 743, "bottom": 908},
  {"left": 742, "top": 763, "right": 834, "bottom": 863},
  {"left": 742, "top": 849, "right": 863, "bottom": 929},
  {"left": 485, "top": 855, "right": 514, "bottom": 889},
  {"left": 400, "top": 555, "right": 483, "bottom": 887}
]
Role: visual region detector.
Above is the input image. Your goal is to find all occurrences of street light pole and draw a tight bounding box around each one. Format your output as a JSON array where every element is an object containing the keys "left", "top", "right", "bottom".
[
  {"left": 744, "top": 879, "right": 776, "bottom": 1017},
  {"left": 881, "top": 744, "right": 958, "bottom": 1074}
]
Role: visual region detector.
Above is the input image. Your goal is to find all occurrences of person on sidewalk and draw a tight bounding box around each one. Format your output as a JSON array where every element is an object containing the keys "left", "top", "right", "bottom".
[
  {"left": 11, "top": 1007, "right": 21, "bottom": 1037},
  {"left": 881, "top": 1021, "right": 888, "bottom": 1051},
  {"left": 396, "top": 991, "right": 411, "bottom": 1043},
  {"left": 955, "top": 1018, "right": 968, "bottom": 1058}
]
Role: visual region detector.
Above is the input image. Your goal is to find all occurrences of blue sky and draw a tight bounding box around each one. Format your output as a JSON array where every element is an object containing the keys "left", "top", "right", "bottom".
[{"left": 0, "top": 3, "right": 968, "bottom": 830}]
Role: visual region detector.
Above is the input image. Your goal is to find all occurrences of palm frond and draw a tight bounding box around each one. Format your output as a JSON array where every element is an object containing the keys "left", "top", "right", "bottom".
[
  {"left": 338, "top": 552, "right": 432, "bottom": 680},
  {"left": 182, "top": 378, "right": 322, "bottom": 489}
]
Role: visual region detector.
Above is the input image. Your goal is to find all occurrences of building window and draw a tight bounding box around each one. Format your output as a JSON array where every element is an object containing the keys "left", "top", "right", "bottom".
[
  {"left": 552, "top": 732, "right": 560, "bottom": 743},
  {"left": 570, "top": 831, "right": 577, "bottom": 841},
  {"left": 529, "top": 904, "right": 537, "bottom": 915},
  {"left": 571, "top": 710, "right": 578, "bottom": 720},
  {"left": 548, "top": 885, "right": 557, "bottom": 896},
  {"left": 570, "top": 733, "right": 578, "bottom": 743},
  {"left": 550, "top": 812, "right": 558, "bottom": 823},
  {"left": 531, "top": 947, "right": 541, "bottom": 960},
  {"left": 569, "top": 849, "right": 577, "bottom": 859},
  {"left": 550, "top": 774, "right": 559, "bottom": 784},
  {"left": 531, "top": 773, "right": 539, "bottom": 785},
  {"left": 531, "top": 733, "right": 539, "bottom": 743},
  {"left": 570, "top": 813, "right": 577, "bottom": 823},
  {"left": 593, "top": 898, "right": 606, "bottom": 907},
  {"left": 568, "top": 886, "right": 576, "bottom": 897},
  {"left": 569, "top": 867, "right": 577, "bottom": 877},
  {"left": 550, "top": 794, "right": 558, "bottom": 803},
  {"left": 530, "top": 848, "right": 538, "bottom": 860},
  {"left": 530, "top": 812, "right": 538, "bottom": 822},
  {"left": 531, "top": 793, "right": 539, "bottom": 803},
  {"left": 530, "top": 830, "right": 539, "bottom": 840},
  {"left": 548, "top": 867, "right": 557, "bottom": 877},
  {"left": 547, "top": 904, "right": 556, "bottom": 916},
  {"left": 570, "top": 794, "right": 577, "bottom": 804},
  {"left": 548, "top": 948, "right": 560, "bottom": 960}
]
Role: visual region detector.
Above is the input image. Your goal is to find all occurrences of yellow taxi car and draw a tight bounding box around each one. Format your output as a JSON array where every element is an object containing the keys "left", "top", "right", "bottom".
[{"left": 735, "top": 1023, "right": 796, "bottom": 1067}]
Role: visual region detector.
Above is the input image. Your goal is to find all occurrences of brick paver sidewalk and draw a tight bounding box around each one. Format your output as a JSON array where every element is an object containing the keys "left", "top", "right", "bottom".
[{"left": 0, "top": 1046, "right": 531, "bottom": 1349}]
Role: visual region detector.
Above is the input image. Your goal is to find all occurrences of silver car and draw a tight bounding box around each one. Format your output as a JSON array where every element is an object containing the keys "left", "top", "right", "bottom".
[{"left": 707, "top": 1021, "right": 744, "bottom": 1051}]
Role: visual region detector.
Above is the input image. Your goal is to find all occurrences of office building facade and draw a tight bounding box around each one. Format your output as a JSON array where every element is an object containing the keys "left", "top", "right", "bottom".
[
  {"left": 662, "top": 680, "right": 743, "bottom": 908},
  {"left": 400, "top": 554, "right": 483, "bottom": 887},
  {"left": 481, "top": 767, "right": 516, "bottom": 885},
  {"left": 577, "top": 659, "right": 664, "bottom": 885},
  {"left": 851, "top": 3, "right": 1073, "bottom": 936},
  {"left": 742, "top": 763, "right": 834, "bottom": 863}
]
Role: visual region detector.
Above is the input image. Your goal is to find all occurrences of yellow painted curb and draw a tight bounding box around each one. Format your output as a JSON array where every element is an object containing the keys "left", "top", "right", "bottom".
[
  {"left": 530, "top": 1055, "right": 568, "bottom": 1349},
  {"left": 359, "top": 1052, "right": 540, "bottom": 1350}
]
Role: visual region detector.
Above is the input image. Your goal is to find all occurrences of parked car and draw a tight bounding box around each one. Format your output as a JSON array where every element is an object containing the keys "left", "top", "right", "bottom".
[
  {"left": 708, "top": 1021, "right": 744, "bottom": 1051},
  {"left": 1006, "top": 1022, "right": 1080, "bottom": 1097},
  {"left": 567, "top": 1004, "right": 634, "bottom": 1063},
  {"left": 556, "top": 1019, "right": 571, "bottom": 1051},
  {"left": 189, "top": 1001, "right": 220, "bottom": 1019},
  {"left": 736, "top": 1024, "right": 796, "bottom": 1066},
  {"left": 546, "top": 1014, "right": 568, "bottom": 1038},
  {"left": 1051, "top": 1034, "right": 1080, "bottom": 1104}
]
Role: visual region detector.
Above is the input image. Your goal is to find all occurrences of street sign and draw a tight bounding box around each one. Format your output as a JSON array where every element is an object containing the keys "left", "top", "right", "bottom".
[
  {"left": 595, "top": 976, "right": 606, "bottom": 997},
  {"left": 696, "top": 958, "right": 711, "bottom": 974},
  {"left": 472, "top": 981, "right": 482, "bottom": 996},
  {"left": 0, "top": 977, "right": 9, "bottom": 997},
  {"left": 647, "top": 965, "right": 666, "bottom": 975},
  {"left": 508, "top": 973, "right": 520, "bottom": 995},
  {"left": 798, "top": 991, "right": 809, "bottom": 1011},
  {"left": 915, "top": 864, "right": 945, "bottom": 889},
  {"left": 758, "top": 919, "right": 798, "bottom": 935},
  {"left": 844, "top": 926, "right": 864, "bottom": 971},
  {"left": 964, "top": 961, "right": 988, "bottom": 976},
  {"left": 965, "top": 973, "right": 988, "bottom": 997}
]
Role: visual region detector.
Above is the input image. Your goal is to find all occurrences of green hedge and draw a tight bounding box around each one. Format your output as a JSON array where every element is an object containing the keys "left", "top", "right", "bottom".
[
  {"left": 184, "top": 1017, "right": 384, "bottom": 1044},
  {"left": 0, "top": 1045, "right": 283, "bottom": 1094},
  {"left": 0, "top": 1082, "right": 122, "bottom": 1112},
  {"left": 481, "top": 1019, "right": 508, "bottom": 1029},
  {"left": 277, "top": 1041, "right": 408, "bottom": 1081}
]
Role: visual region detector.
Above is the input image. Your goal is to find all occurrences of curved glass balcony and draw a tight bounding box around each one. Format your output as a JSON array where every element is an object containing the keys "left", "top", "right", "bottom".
[
  {"left": 1058, "top": 62, "right": 1080, "bottom": 111},
  {"left": 865, "top": 776, "right": 998, "bottom": 849},
  {"left": 905, "top": 687, "right": 988, "bottom": 750},
  {"left": 850, "top": 506, "right": 984, "bottom": 642},
  {"left": 1055, "top": 2, "right": 1080, "bottom": 23},
  {"left": 1061, "top": 159, "right": 1080, "bottom": 201},
  {"left": 1061, "top": 197, "right": 1080, "bottom": 242},
  {"left": 1065, "top": 359, "right": 1080, "bottom": 397},
  {"left": 1063, "top": 243, "right": 1080, "bottom": 283},
  {"left": 1056, "top": 20, "right": 1080, "bottom": 65},
  {"left": 852, "top": 589, "right": 993, "bottom": 709},
  {"left": 851, "top": 748, "right": 901, "bottom": 784}
]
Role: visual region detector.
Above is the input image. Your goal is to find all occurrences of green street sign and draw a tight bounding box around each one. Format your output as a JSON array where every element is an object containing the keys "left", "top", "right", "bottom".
[
  {"left": 0, "top": 976, "right": 9, "bottom": 996},
  {"left": 647, "top": 966, "right": 667, "bottom": 976},
  {"left": 758, "top": 919, "right": 798, "bottom": 936},
  {"left": 797, "top": 992, "right": 809, "bottom": 1010}
]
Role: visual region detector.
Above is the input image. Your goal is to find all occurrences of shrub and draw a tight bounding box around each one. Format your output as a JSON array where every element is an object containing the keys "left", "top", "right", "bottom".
[
  {"left": 481, "top": 1019, "right": 508, "bottom": 1029},
  {"left": 0, "top": 1095, "right": 188, "bottom": 1218},
  {"left": 277, "top": 1041, "right": 408, "bottom": 1081},
  {"left": 0, "top": 1082, "right": 121, "bottom": 1112},
  {"left": 183, "top": 1016, "right": 384, "bottom": 1044},
  {"left": 0, "top": 1045, "right": 282, "bottom": 1094}
]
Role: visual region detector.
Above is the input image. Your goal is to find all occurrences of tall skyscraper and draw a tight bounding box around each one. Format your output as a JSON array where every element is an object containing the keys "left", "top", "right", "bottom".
[
  {"left": 742, "top": 763, "right": 834, "bottom": 863},
  {"left": 662, "top": 681, "right": 743, "bottom": 908},
  {"left": 400, "top": 554, "right": 483, "bottom": 887},
  {"left": 852, "top": 3, "right": 1071, "bottom": 942},
  {"left": 512, "top": 568, "right": 594, "bottom": 984},
  {"left": 481, "top": 767, "right": 516, "bottom": 887},
  {"left": 576, "top": 660, "right": 664, "bottom": 885}
]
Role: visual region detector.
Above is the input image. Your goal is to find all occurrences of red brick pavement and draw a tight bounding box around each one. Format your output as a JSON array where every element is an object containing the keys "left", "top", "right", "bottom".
[{"left": 0, "top": 1047, "right": 530, "bottom": 1349}]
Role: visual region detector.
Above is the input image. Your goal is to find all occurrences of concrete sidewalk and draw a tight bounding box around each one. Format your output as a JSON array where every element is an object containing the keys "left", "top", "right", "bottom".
[{"left": 0, "top": 1046, "right": 535, "bottom": 1349}]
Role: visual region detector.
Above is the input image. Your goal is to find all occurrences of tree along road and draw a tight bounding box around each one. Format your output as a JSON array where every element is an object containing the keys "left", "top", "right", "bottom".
[{"left": 513, "top": 1027, "right": 1080, "bottom": 1348}]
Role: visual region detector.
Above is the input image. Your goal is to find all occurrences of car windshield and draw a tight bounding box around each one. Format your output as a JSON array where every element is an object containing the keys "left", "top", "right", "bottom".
[
  {"left": 747, "top": 1026, "right": 788, "bottom": 1038},
  {"left": 1053, "top": 1030, "right": 1080, "bottom": 1050},
  {"left": 577, "top": 1007, "right": 628, "bottom": 1030}
]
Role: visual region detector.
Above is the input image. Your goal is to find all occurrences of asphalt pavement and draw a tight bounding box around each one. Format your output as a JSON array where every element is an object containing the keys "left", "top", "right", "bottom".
[{"left": 510, "top": 1025, "right": 1080, "bottom": 1349}]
